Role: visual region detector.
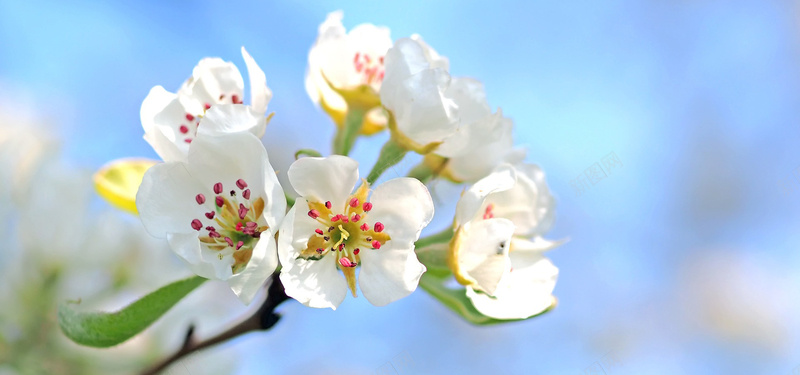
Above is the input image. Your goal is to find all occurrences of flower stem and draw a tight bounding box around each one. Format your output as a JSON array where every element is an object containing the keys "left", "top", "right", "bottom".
[
  {"left": 366, "top": 138, "right": 408, "bottom": 185},
  {"left": 332, "top": 108, "right": 365, "bottom": 156},
  {"left": 139, "top": 273, "right": 289, "bottom": 375}
]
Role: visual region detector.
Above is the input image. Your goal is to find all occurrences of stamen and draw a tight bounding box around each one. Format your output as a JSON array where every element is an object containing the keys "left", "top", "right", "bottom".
[
  {"left": 213, "top": 182, "right": 223, "bottom": 194},
  {"left": 324, "top": 236, "right": 330, "bottom": 241},
  {"left": 243, "top": 189, "right": 251, "bottom": 200},
  {"left": 325, "top": 201, "right": 332, "bottom": 209},
  {"left": 331, "top": 214, "right": 341, "bottom": 222},
  {"left": 209, "top": 231, "right": 221, "bottom": 238},
  {"left": 236, "top": 179, "right": 248, "bottom": 189},
  {"left": 308, "top": 209, "right": 321, "bottom": 219},
  {"left": 351, "top": 214, "right": 361, "bottom": 222},
  {"left": 315, "top": 229, "right": 324, "bottom": 235},
  {"left": 230, "top": 190, "right": 236, "bottom": 197},
  {"left": 363, "top": 202, "right": 373, "bottom": 211},
  {"left": 205, "top": 211, "right": 215, "bottom": 219},
  {"left": 225, "top": 237, "right": 233, "bottom": 247},
  {"left": 184, "top": 138, "right": 192, "bottom": 143},
  {"left": 216, "top": 196, "right": 224, "bottom": 207},
  {"left": 185, "top": 113, "right": 195, "bottom": 121},
  {"left": 236, "top": 241, "right": 244, "bottom": 250},
  {"left": 204, "top": 103, "right": 212, "bottom": 110},
  {"left": 195, "top": 194, "right": 206, "bottom": 204},
  {"left": 236, "top": 222, "right": 244, "bottom": 231},
  {"left": 328, "top": 226, "right": 335, "bottom": 232},
  {"left": 316, "top": 248, "right": 324, "bottom": 254},
  {"left": 191, "top": 219, "right": 202, "bottom": 231},
  {"left": 374, "top": 222, "right": 384, "bottom": 232},
  {"left": 179, "top": 125, "right": 189, "bottom": 134},
  {"left": 349, "top": 198, "right": 359, "bottom": 207},
  {"left": 238, "top": 204, "right": 249, "bottom": 219},
  {"left": 339, "top": 258, "right": 357, "bottom": 267},
  {"left": 205, "top": 226, "right": 216, "bottom": 231},
  {"left": 371, "top": 240, "right": 381, "bottom": 249},
  {"left": 353, "top": 248, "right": 360, "bottom": 255},
  {"left": 231, "top": 95, "right": 241, "bottom": 104},
  {"left": 360, "top": 223, "right": 369, "bottom": 231},
  {"left": 483, "top": 204, "right": 495, "bottom": 220}
]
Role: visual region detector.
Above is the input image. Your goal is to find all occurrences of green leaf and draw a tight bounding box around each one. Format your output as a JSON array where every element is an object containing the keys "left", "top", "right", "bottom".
[
  {"left": 58, "top": 275, "right": 206, "bottom": 347},
  {"left": 419, "top": 272, "right": 555, "bottom": 325}
]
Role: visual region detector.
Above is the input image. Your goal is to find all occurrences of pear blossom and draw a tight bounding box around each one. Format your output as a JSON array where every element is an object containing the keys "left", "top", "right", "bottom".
[
  {"left": 136, "top": 129, "right": 286, "bottom": 304},
  {"left": 278, "top": 155, "right": 433, "bottom": 309},
  {"left": 141, "top": 47, "right": 272, "bottom": 162},
  {"left": 305, "top": 11, "right": 392, "bottom": 134},
  {"left": 380, "top": 37, "right": 460, "bottom": 151},
  {"left": 450, "top": 163, "right": 560, "bottom": 319}
]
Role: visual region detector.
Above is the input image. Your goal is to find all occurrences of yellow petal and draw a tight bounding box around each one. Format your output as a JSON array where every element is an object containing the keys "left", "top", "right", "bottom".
[{"left": 93, "top": 158, "right": 158, "bottom": 215}]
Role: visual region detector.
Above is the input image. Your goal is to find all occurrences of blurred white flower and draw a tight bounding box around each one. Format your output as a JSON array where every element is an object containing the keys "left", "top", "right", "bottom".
[
  {"left": 305, "top": 10, "right": 392, "bottom": 134},
  {"left": 141, "top": 47, "right": 272, "bottom": 162},
  {"left": 278, "top": 155, "right": 433, "bottom": 309},
  {"left": 451, "top": 164, "right": 559, "bottom": 319},
  {"left": 136, "top": 129, "right": 285, "bottom": 304}
]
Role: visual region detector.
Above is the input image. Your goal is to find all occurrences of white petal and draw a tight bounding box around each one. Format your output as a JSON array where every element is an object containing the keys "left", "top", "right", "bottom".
[
  {"left": 486, "top": 163, "right": 556, "bottom": 237},
  {"left": 368, "top": 178, "right": 434, "bottom": 243},
  {"left": 136, "top": 162, "right": 205, "bottom": 238},
  {"left": 456, "top": 218, "right": 515, "bottom": 295},
  {"left": 278, "top": 203, "right": 347, "bottom": 309},
  {"left": 241, "top": 46, "right": 272, "bottom": 115},
  {"left": 384, "top": 68, "right": 459, "bottom": 147},
  {"left": 454, "top": 164, "right": 516, "bottom": 226},
  {"left": 187, "top": 132, "right": 266, "bottom": 204},
  {"left": 227, "top": 229, "right": 279, "bottom": 305},
  {"left": 287, "top": 155, "right": 359, "bottom": 207},
  {"left": 167, "top": 232, "right": 222, "bottom": 279},
  {"left": 447, "top": 116, "right": 525, "bottom": 182},
  {"left": 196, "top": 104, "right": 266, "bottom": 140},
  {"left": 305, "top": 11, "right": 347, "bottom": 108},
  {"left": 140, "top": 86, "right": 189, "bottom": 162},
  {"left": 358, "top": 240, "right": 426, "bottom": 306},
  {"left": 381, "top": 38, "right": 432, "bottom": 88},
  {"left": 184, "top": 57, "right": 244, "bottom": 106},
  {"left": 445, "top": 77, "right": 491, "bottom": 124},
  {"left": 410, "top": 34, "right": 449, "bottom": 70},
  {"left": 511, "top": 236, "right": 565, "bottom": 253},
  {"left": 466, "top": 255, "right": 558, "bottom": 320}
]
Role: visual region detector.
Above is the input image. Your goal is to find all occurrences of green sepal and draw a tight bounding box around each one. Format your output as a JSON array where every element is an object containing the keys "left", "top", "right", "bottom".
[{"left": 58, "top": 275, "right": 206, "bottom": 348}]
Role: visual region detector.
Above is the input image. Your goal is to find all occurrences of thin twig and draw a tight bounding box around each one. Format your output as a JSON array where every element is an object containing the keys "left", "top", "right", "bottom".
[{"left": 140, "top": 273, "right": 289, "bottom": 375}]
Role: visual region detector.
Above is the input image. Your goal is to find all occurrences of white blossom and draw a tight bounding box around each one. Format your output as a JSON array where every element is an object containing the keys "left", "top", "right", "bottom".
[{"left": 277, "top": 155, "right": 433, "bottom": 309}]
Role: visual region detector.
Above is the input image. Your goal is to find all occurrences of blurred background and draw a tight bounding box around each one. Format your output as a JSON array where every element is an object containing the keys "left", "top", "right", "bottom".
[{"left": 1, "top": 0, "right": 799, "bottom": 374}]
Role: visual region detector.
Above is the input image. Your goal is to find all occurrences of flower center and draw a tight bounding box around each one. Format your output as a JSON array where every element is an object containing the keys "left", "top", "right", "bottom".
[
  {"left": 299, "top": 181, "right": 390, "bottom": 296},
  {"left": 178, "top": 93, "right": 244, "bottom": 144},
  {"left": 353, "top": 52, "right": 385, "bottom": 86},
  {"left": 189, "top": 178, "right": 267, "bottom": 274}
]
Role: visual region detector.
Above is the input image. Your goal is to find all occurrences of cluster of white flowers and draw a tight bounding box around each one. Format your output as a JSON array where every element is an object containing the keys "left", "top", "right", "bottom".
[{"left": 130, "top": 11, "right": 562, "bottom": 319}]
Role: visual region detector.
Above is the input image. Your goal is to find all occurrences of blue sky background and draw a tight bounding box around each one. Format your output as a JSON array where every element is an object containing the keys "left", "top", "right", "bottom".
[{"left": 2, "top": 0, "right": 800, "bottom": 374}]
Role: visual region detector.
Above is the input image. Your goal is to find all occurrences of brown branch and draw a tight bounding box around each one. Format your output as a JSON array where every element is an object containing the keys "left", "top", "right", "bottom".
[{"left": 140, "top": 273, "right": 289, "bottom": 375}]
